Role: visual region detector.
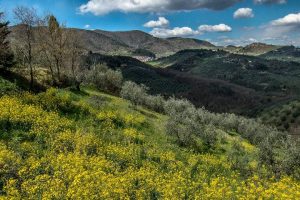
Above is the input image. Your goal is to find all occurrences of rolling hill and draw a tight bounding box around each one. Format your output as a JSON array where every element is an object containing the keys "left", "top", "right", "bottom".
[
  {"left": 84, "top": 52, "right": 268, "bottom": 115},
  {"left": 151, "top": 49, "right": 300, "bottom": 118},
  {"left": 237, "top": 43, "right": 280, "bottom": 56},
  {"left": 153, "top": 49, "right": 300, "bottom": 95},
  {"left": 261, "top": 45, "right": 300, "bottom": 62},
  {"left": 8, "top": 25, "right": 300, "bottom": 119},
  {"left": 9, "top": 26, "right": 215, "bottom": 57}
]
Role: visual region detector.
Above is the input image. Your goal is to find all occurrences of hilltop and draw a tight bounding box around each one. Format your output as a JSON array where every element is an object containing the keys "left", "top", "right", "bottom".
[
  {"left": 237, "top": 43, "right": 280, "bottom": 56},
  {"left": 261, "top": 45, "right": 300, "bottom": 62},
  {"left": 9, "top": 26, "right": 215, "bottom": 58}
]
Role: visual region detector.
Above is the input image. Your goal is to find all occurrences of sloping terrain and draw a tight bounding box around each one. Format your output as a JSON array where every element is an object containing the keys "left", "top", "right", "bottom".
[
  {"left": 261, "top": 45, "right": 300, "bottom": 62},
  {"left": 0, "top": 83, "right": 299, "bottom": 199},
  {"left": 237, "top": 43, "right": 280, "bottom": 56},
  {"left": 154, "top": 49, "right": 300, "bottom": 95},
  {"left": 95, "top": 30, "right": 215, "bottom": 57},
  {"left": 9, "top": 26, "right": 215, "bottom": 57},
  {"left": 260, "top": 99, "right": 300, "bottom": 135},
  {"left": 84, "top": 53, "right": 265, "bottom": 115},
  {"left": 151, "top": 49, "right": 300, "bottom": 118}
]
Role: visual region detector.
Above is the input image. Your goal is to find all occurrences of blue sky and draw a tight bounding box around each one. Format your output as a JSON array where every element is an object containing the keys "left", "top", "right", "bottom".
[{"left": 1, "top": 0, "right": 300, "bottom": 46}]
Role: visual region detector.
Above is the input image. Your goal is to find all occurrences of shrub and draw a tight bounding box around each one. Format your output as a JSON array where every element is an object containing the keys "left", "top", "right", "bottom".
[
  {"left": 164, "top": 98, "right": 198, "bottom": 146},
  {"left": 85, "top": 64, "right": 123, "bottom": 94},
  {"left": 121, "top": 81, "right": 148, "bottom": 106},
  {"left": 227, "top": 141, "right": 253, "bottom": 177},
  {"left": 164, "top": 98, "right": 218, "bottom": 151},
  {"left": 0, "top": 78, "right": 18, "bottom": 96},
  {"left": 144, "top": 95, "right": 165, "bottom": 113}
]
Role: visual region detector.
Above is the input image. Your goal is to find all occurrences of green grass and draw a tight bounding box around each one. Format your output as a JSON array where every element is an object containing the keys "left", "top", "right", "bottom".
[{"left": 0, "top": 76, "right": 18, "bottom": 96}]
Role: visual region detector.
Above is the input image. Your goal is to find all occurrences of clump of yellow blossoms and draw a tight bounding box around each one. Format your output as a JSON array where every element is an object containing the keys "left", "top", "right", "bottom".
[{"left": 0, "top": 90, "right": 299, "bottom": 200}]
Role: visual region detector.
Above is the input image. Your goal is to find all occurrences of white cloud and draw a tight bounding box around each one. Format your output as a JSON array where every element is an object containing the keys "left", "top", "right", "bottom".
[
  {"left": 79, "top": 0, "right": 243, "bottom": 15},
  {"left": 256, "top": 13, "right": 300, "bottom": 45},
  {"left": 84, "top": 24, "right": 91, "bottom": 28},
  {"left": 271, "top": 13, "right": 300, "bottom": 26},
  {"left": 234, "top": 8, "right": 254, "bottom": 19},
  {"left": 254, "top": 0, "right": 286, "bottom": 4},
  {"left": 150, "top": 23, "right": 232, "bottom": 38},
  {"left": 248, "top": 38, "right": 258, "bottom": 43},
  {"left": 198, "top": 24, "right": 232, "bottom": 32},
  {"left": 150, "top": 27, "right": 199, "bottom": 38},
  {"left": 215, "top": 37, "right": 259, "bottom": 46},
  {"left": 144, "top": 17, "right": 169, "bottom": 28}
]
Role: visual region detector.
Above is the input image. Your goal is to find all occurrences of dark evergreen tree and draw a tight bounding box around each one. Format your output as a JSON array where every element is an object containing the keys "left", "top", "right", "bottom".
[{"left": 0, "top": 12, "right": 14, "bottom": 68}]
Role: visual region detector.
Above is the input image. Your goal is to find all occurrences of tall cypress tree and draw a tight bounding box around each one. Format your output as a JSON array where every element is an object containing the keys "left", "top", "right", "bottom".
[{"left": 0, "top": 12, "right": 14, "bottom": 68}]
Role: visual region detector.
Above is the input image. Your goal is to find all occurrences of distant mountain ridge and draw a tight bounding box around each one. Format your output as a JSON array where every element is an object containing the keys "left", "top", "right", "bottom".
[
  {"left": 237, "top": 42, "right": 280, "bottom": 56},
  {"left": 9, "top": 25, "right": 215, "bottom": 58},
  {"left": 93, "top": 29, "right": 216, "bottom": 57},
  {"left": 10, "top": 25, "right": 295, "bottom": 58}
]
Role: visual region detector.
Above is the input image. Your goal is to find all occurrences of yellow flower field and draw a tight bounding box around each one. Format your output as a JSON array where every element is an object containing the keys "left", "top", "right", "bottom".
[{"left": 0, "top": 89, "right": 299, "bottom": 199}]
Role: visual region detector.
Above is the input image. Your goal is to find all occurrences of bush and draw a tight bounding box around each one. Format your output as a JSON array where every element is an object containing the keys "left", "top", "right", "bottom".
[
  {"left": 164, "top": 98, "right": 198, "bottom": 146},
  {"left": 227, "top": 141, "right": 253, "bottom": 177},
  {"left": 164, "top": 98, "right": 218, "bottom": 151},
  {"left": 0, "top": 78, "right": 18, "bottom": 96},
  {"left": 121, "top": 81, "right": 148, "bottom": 106},
  {"left": 144, "top": 95, "right": 165, "bottom": 113},
  {"left": 85, "top": 64, "right": 123, "bottom": 94}
]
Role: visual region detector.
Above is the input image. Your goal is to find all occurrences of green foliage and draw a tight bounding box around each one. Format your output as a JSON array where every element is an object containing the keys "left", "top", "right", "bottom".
[
  {"left": 119, "top": 80, "right": 299, "bottom": 176},
  {"left": 260, "top": 100, "right": 300, "bottom": 133},
  {"left": 0, "top": 13, "right": 14, "bottom": 68},
  {"left": 164, "top": 98, "right": 218, "bottom": 151},
  {"left": 121, "top": 81, "right": 166, "bottom": 113},
  {"left": 85, "top": 64, "right": 123, "bottom": 94},
  {"left": 0, "top": 77, "right": 18, "bottom": 96},
  {"left": 121, "top": 81, "right": 149, "bottom": 106}
]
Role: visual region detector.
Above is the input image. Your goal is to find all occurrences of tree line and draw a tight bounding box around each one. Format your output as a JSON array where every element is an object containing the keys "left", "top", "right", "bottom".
[{"left": 1, "top": 6, "right": 84, "bottom": 90}]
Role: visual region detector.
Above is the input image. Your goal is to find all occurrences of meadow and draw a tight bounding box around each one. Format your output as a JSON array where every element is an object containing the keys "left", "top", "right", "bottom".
[{"left": 0, "top": 85, "right": 299, "bottom": 199}]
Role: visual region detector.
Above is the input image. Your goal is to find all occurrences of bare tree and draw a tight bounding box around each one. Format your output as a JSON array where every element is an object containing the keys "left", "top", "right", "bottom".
[
  {"left": 67, "top": 29, "right": 84, "bottom": 90},
  {"left": 47, "top": 15, "right": 68, "bottom": 83},
  {"left": 13, "top": 6, "right": 38, "bottom": 89},
  {"left": 35, "top": 16, "right": 57, "bottom": 85}
]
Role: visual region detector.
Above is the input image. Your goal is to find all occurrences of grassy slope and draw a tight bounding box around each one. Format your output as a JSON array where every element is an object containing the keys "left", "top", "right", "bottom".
[{"left": 1, "top": 84, "right": 300, "bottom": 199}]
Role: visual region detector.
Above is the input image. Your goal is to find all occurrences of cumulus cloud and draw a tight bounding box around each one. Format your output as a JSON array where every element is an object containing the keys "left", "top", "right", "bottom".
[
  {"left": 254, "top": 0, "right": 287, "bottom": 4},
  {"left": 234, "top": 8, "right": 254, "bottom": 19},
  {"left": 79, "top": 0, "right": 243, "bottom": 15},
  {"left": 258, "top": 13, "right": 300, "bottom": 43},
  {"left": 150, "top": 27, "right": 199, "bottom": 38},
  {"left": 144, "top": 17, "right": 169, "bottom": 28},
  {"left": 214, "top": 37, "right": 259, "bottom": 46},
  {"left": 271, "top": 13, "right": 300, "bottom": 26},
  {"left": 150, "top": 23, "right": 232, "bottom": 38},
  {"left": 84, "top": 24, "right": 91, "bottom": 28},
  {"left": 198, "top": 24, "right": 232, "bottom": 32}
]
